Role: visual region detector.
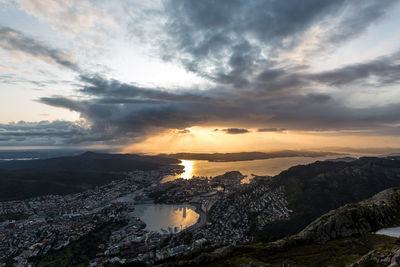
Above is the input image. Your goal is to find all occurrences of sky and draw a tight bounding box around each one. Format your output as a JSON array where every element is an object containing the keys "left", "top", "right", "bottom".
[{"left": 1, "top": 0, "right": 400, "bottom": 153}]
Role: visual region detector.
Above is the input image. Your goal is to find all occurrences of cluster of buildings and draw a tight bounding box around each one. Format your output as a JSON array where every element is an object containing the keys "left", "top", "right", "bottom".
[
  {"left": 93, "top": 228, "right": 208, "bottom": 265},
  {"left": 0, "top": 167, "right": 293, "bottom": 266},
  {"left": 146, "top": 171, "right": 245, "bottom": 204},
  {"left": 195, "top": 183, "right": 292, "bottom": 244},
  {"left": 0, "top": 170, "right": 168, "bottom": 266},
  {"left": 1, "top": 201, "right": 127, "bottom": 266},
  {"left": 96, "top": 172, "right": 292, "bottom": 265}
]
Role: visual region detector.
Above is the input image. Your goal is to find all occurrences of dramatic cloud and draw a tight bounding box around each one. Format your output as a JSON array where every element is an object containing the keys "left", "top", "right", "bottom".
[
  {"left": 310, "top": 54, "right": 400, "bottom": 86},
  {"left": 1, "top": 62, "right": 400, "bottom": 146},
  {"left": 1, "top": 0, "right": 400, "bottom": 147},
  {"left": 162, "top": 0, "right": 396, "bottom": 87},
  {"left": 0, "top": 120, "right": 87, "bottom": 146},
  {"left": 78, "top": 75, "right": 212, "bottom": 103},
  {"left": 0, "top": 27, "right": 79, "bottom": 71},
  {"left": 28, "top": 54, "right": 400, "bottom": 145},
  {"left": 222, "top": 128, "right": 250, "bottom": 134}
]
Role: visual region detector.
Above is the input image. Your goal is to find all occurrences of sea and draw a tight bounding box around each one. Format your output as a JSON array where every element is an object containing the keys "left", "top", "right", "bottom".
[{"left": 162, "top": 154, "right": 350, "bottom": 183}]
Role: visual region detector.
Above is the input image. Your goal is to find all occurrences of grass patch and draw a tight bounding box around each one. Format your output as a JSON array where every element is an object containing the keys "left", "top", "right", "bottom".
[{"left": 209, "top": 233, "right": 399, "bottom": 266}]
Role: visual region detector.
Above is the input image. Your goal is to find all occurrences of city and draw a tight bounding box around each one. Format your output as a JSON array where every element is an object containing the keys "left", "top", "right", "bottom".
[{"left": 0, "top": 169, "right": 291, "bottom": 266}]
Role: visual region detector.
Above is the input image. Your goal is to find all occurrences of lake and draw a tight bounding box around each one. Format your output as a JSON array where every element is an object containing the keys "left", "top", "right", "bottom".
[
  {"left": 162, "top": 155, "right": 349, "bottom": 183},
  {"left": 131, "top": 204, "right": 199, "bottom": 233}
]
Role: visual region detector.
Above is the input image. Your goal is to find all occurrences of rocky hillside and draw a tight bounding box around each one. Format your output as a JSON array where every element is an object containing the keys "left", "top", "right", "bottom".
[
  {"left": 162, "top": 187, "right": 400, "bottom": 266},
  {"left": 259, "top": 156, "right": 400, "bottom": 240},
  {"left": 288, "top": 187, "right": 400, "bottom": 244},
  {"left": 197, "top": 156, "right": 400, "bottom": 243}
]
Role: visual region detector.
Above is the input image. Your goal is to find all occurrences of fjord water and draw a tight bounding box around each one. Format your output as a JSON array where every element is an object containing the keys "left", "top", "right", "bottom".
[
  {"left": 162, "top": 155, "right": 348, "bottom": 183},
  {"left": 132, "top": 156, "right": 347, "bottom": 233},
  {"left": 131, "top": 204, "right": 199, "bottom": 233}
]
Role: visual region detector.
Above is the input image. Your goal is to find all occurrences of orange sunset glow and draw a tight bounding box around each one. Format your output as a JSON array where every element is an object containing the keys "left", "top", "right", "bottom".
[{"left": 122, "top": 127, "right": 400, "bottom": 154}]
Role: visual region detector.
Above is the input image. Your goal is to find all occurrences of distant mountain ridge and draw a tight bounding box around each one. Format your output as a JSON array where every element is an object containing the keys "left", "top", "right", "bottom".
[
  {"left": 161, "top": 150, "right": 340, "bottom": 162},
  {"left": 0, "top": 169, "right": 120, "bottom": 201},
  {"left": 0, "top": 152, "right": 182, "bottom": 201},
  {"left": 0, "top": 149, "right": 86, "bottom": 160},
  {"left": 0, "top": 151, "right": 181, "bottom": 172}
]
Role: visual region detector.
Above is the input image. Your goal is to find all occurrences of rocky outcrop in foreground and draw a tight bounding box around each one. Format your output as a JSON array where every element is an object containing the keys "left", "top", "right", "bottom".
[
  {"left": 350, "top": 248, "right": 400, "bottom": 267},
  {"left": 290, "top": 187, "right": 400, "bottom": 244},
  {"left": 162, "top": 187, "right": 400, "bottom": 266}
]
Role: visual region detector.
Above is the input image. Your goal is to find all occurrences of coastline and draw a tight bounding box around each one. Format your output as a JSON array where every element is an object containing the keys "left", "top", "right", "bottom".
[{"left": 181, "top": 203, "right": 207, "bottom": 233}]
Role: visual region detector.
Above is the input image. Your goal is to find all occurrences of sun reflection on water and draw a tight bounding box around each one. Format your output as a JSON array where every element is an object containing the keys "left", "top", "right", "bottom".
[
  {"left": 132, "top": 204, "right": 200, "bottom": 232},
  {"left": 180, "top": 160, "right": 194, "bottom": 179}
]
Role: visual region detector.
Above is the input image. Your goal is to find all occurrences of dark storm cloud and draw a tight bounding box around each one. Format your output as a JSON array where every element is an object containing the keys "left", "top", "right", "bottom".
[
  {"left": 310, "top": 55, "right": 400, "bottom": 86},
  {"left": 162, "top": 0, "right": 396, "bottom": 87},
  {"left": 79, "top": 75, "right": 212, "bottom": 102},
  {"left": 2, "top": 69, "right": 399, "bottom": 146},
  {"left": 247, "top": 52, "right": 400, "bottom": 94},
  {"left": 0, "top": 27, "right": 79, "bottom": 72},
  {"left": 260, "top": 97, "right": 400, "bottom": 132},
  {"left": 0, "top": 121, "right": 86, "bottom": 146},
  {"left": 39, "top": 97, "right": 87, "bottom": 113},
  {"left": 36, "top": 76, "right": 230, "bottom": 144},
  {"left": 2, "top": 1, "right": 400, "bottom": 147},
  {"left": 32, "top": 59, "right": 400, "bottom": 144},
  {"left": 222, "top": 128, "right": 250, "bottom": 134}
]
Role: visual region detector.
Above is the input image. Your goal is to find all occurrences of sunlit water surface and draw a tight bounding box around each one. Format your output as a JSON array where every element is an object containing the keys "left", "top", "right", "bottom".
[
  {"left": 131, "top": 204, "right": 199, "bottom": 233},
  {"left": 162, "top": 155, "right": 349, "bottom": 183}
]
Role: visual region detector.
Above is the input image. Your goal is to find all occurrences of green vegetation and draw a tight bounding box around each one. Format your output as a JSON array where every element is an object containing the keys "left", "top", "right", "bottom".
[
  {"left": 0, "top": 212, "right": 28, "bottom": 222},
  {"left": 168, "top": 234, "right": 398, "bottom": 266},
  {"left": 220, "top": 234, "right": 398, "bottom": 266},
  {"left": 37, "top": 221, "right": 126, "bottom": 267}
]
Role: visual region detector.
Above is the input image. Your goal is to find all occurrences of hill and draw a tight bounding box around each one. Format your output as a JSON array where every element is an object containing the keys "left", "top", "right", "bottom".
[
  {"left": 196, "top": 156, "right": 400, "bottom": 243},
  {"left": 0, "top": 151, "right": 181, "bottom": 172},
  {"left": 290, "top": 187, "right": 400, "bottom": 245},
  {"left": 0, "top": 152, "right": 182, "bottom": 201},
  {"left": 0, "top": 149, "right": 86, "bottom": 161},
  {"left": 0, "top": 169, "right": 121, "bottom": 201},
  {"left": 164, "top": 187, "right": 400, "bottom": 266},
  {"left": 259, "top": 156, "right": 400, "bottom": 240},
  {"left": 160, "top": 150, "right": 339, "bottom": 162},
  {"left": 173, "top": 233, "right": 400, "bottom": 266}
]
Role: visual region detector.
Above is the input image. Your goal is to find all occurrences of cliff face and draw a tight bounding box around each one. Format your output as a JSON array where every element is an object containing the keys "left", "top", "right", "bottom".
[{"left": 292, "top": 187, "right": 400, "bottom": 244}]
